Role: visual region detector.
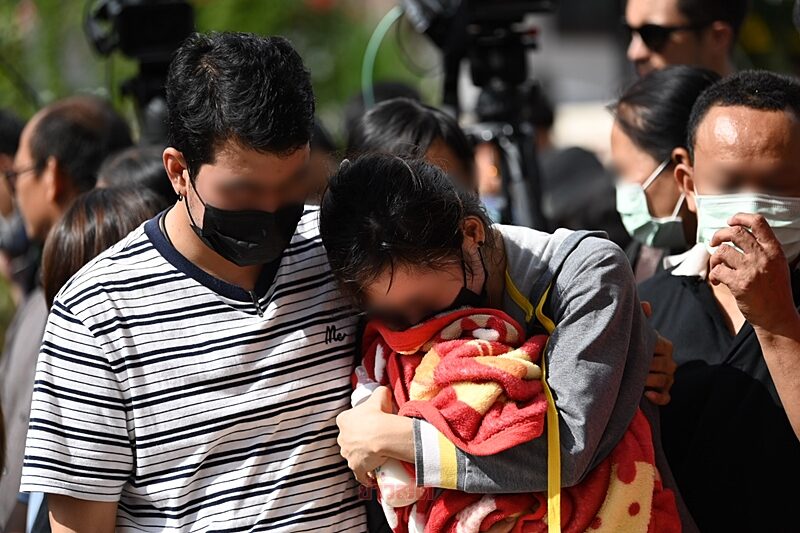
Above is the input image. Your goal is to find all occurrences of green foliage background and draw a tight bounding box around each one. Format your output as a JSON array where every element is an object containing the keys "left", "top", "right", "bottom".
[{"left": 0, "top": 0, "right": 432, "bottom": 143}]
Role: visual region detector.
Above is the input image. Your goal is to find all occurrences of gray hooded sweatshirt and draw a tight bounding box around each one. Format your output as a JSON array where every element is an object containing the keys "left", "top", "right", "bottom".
[{"left": 410, "top": 225, "right": 697, "bottom": 530}]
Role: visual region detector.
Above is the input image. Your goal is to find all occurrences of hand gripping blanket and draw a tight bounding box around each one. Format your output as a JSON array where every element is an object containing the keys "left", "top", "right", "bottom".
[{"left": 357, "top": 307, "right": 680, "bottom": 533}]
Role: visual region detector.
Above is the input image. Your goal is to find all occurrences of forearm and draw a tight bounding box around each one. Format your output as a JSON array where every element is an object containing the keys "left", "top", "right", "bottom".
[
  {"left": 754, "top": 312, "right": 800, "bottom": 440},
  {"left": 375, "top": 414, "right": 416, "bottom": 464},
  {"left": 48, "top": 494, "right": 118, "bottom": 533}
]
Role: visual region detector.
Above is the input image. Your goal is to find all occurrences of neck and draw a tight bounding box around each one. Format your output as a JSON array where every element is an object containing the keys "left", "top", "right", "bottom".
[
  {"left": 484, "top": 228, "right": 508, "bottom": 309},
  {"left": 164, "top": 201, "right": 262, "bottom": 291},
  {"left": 680, "top": 203, "right": 697, "bottom": 246}
]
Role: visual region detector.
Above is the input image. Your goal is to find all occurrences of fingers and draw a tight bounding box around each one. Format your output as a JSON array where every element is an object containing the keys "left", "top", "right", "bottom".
[
  {"left": 352, "top": 467, "right": 375, "bottom": 487},
  {"left": 650, "top": 352, "right": 676, "bottom": 375},
  {"left": 640, "top": 300, "right": 652, "bottom": 318},
  {"left": 369, "top": 385, "right": 395, "bottom": 413},
  {"left": 708, "top": 261, "right": 736, "bottom": 287},
  {"left": 727, "top": 213, "right": 780, "bottom": 247},
  {"left": 646, "top": 371, "right": 673, "bottom": 392},
  {"left": 654, "top": 333, "right": 674, "bottom": 356},
  {"left": 644, "top": 389, "right": 671, "bottom": 406},
  {"left": 711, "top": 225, "right": 759, "bottom": 254},
  {"left": 709, "top": 243, "right": 743, "bottom": 273}
]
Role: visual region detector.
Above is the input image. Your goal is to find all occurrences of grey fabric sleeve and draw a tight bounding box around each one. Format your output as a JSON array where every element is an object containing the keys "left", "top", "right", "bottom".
[{"left": 422, "top": 238, "right": 656, "bottom": 493}]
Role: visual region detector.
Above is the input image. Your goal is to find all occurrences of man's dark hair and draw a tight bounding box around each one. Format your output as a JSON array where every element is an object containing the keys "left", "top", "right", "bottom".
[
  {"left": 677, "top": 0, "right": 750, "bottom": 40},
  {"left": 0, "top": 109, "right": 24, "bottom": 157},
  {"left": 166, "top": 32, "right": 314, "bottom": 179},
  {"left": 347, "top": 98, "right": 475, "bottom": 184},
  {"left": 611, "top": 65, "right": 720, "bottom": 162},
  {"left": 687, "top": 70, "right": 800, "bottom": 160},
  {"left": 319, "top": 153, "right": 491, "bottom": 307},
  {"left": 30, "top": 95, "right": 133, "bottom": 193}
]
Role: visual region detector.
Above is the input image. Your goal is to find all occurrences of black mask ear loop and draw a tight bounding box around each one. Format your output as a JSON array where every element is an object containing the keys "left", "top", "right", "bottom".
[
  {"left": 477, "top": 241, "right": 488, "bottom": 297},
  {"left": 184, "top": 171, "right": 204, "bottom": 230},
  {"left": 461, "top": 240, "right": 488, "bottom": 296}
]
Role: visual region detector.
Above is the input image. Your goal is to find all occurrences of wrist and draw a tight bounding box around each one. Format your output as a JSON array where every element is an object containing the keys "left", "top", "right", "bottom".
[
  {"left": 753, "top": 309, "right": 800, "bottom": 344},
  {"left": 374, "top": 413, "right": 415, "bottom": 462}
]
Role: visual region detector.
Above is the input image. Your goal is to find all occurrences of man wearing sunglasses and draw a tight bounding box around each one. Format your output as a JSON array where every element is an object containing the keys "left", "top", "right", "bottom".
[{"left": 625, "top": 0, "right": 748, "bottom": 77}]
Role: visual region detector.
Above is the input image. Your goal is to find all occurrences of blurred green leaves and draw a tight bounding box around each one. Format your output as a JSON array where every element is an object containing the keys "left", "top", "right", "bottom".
[{"left": 0, "top": 0, "right": 427, "bottom": 143}]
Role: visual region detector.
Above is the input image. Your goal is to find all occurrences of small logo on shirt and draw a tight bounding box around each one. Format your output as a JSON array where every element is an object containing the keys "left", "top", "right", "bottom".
[{"left": 325, "top": 325, "right": 347, "bottom": 344}]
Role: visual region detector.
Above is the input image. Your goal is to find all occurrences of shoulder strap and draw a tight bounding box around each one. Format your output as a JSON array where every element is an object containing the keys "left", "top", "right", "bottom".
[{"left": 522, "top": 230, "right": 600, "bottom": 533}]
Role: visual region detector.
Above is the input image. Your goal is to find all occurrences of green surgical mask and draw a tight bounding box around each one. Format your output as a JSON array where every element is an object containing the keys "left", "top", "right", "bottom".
[
  {"left": 694, "top": 191, "right": 800, "bottom": 264},
  {"left": 616, "top": 158, "right": 686, "bottom": 249}
]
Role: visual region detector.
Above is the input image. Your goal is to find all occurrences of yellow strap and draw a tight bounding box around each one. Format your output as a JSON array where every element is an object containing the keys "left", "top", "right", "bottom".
[
  {"left": 504, "top": 271, "right": 560, "bottom": 532},
  {"left": 504, "top": 270, "right": 534, "bottom": 323},
  {"left": 535, "top": 284, "right": 560, "bottom": 533}
]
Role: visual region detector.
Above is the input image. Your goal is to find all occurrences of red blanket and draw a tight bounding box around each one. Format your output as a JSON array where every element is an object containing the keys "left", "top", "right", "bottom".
[{"left": 359, "top": 307, "right": 681, "bottom": 533}]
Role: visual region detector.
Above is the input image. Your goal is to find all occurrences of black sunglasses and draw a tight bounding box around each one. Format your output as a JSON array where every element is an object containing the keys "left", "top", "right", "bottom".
[{"left": 624, "top": 21, "right": 712, "bottom": 52}]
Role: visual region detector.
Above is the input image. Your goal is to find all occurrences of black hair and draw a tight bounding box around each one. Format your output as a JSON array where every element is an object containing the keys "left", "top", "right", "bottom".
[
  {"left": 347, "top": 97, "right": 475, "bottom": 181},
  {"left": 343, "top": 80, "right": 421, "bottom": 138},
  {"left": 165, "top": 32, "right": 314, "bottom": 179},
  {"left": 98, "top": 145, "right": 174, "bottom": 210},
  {"left": 0, "top": 109, "right": 24, "bottom": 157},
  {"left": 677, "top": 0, "right": 750, "bottom": 40},
  {"left": 610, "top": 65, "right": 720, "bottom": 162},
  {"left": 687, "top": 70, "right": 800, "bottom": 160},
  {"left": 42, "top": 186, "right": 162, "bottom": 307},
  {"left": 30, "top": 95, "right": 133, "bottom": 193},
  {"left": 319, "top": 153, "right": 492, "bottom": 307}
]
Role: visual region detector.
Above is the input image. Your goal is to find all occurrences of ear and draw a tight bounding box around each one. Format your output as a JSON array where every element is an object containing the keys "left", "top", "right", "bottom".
[
  {"left": 672, "top": 147, "right": 697, "bottom": 213},
  {"left": 461, "top": 216, "right": 487, "bottom": 249},
  {"left": 706, "top": 21, "right": 734, "bottom": 55},
  {"left": 42, "top": 156, "right": 64, "bottom": 205},
  {"left": 163, "top": 147, "right": 189, "bottom": 198}
]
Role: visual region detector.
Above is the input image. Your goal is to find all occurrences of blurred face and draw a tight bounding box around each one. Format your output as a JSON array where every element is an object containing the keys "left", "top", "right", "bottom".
[
  {"left": 424, "top": 138, "right": 476, "bottom": 192},
  {"left": 681, "top": 106, "right": 800, "bottom": 206},
  {"left": 625, "top": 0, "right": 710, "bottom": 77},
  {"left": 611, "top": 121, "right": 683, "bottom": 218},
  {"left": 363, "top": 261, "right": 466, "bottom": 329},
  {"left": 172, "top": 142, "right": 312, "bottom": 219},
  {"left": 163, "top": 141, "right": 312, "bottom": 266},
  {"left": 359, "top": 221, "right": 487, "bottom": 329},
  {"left": 13, "top": 115, "right": 56, "bottom": 241}
]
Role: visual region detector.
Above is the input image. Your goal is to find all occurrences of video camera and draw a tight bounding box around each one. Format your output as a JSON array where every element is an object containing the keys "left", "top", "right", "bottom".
[
  {"left": 401, "top": 0, "right": 556, "bottom": 230},
  {"left": 84, "top": 0, "right": 195, "bottom": 144},
  {"left": 401, "top": 0, "right": 555, "bottom": 120}
]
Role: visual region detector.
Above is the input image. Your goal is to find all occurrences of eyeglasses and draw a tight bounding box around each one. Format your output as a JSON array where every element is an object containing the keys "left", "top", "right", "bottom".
[
  {"left": 2, "top": 165, "right": 36, "bottom": 192},
  {"left": 624, "top": 21, "right": 712, "bottom": 53}
]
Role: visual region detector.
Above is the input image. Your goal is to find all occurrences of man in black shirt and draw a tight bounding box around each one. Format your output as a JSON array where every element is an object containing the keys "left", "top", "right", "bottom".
[{"left": 639, "top": 70, "right": 800, "bottom": 532}]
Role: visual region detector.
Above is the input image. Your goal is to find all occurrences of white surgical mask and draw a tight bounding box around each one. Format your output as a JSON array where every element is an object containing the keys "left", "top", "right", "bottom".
[
  {"left": 694, "top": 191, "right": 800, "bottom": 264},
  {"left": 616, "top": 158, "right": 686, "bottom": 249}
]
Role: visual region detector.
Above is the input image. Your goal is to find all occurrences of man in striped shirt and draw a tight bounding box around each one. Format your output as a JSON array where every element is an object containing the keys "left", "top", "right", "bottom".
[{"left": 20, "top": 32, "right": 367, "bottom": 532}]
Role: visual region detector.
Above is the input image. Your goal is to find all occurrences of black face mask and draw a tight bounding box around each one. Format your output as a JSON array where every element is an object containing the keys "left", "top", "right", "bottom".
[
  {"left": 185, "top": 179, "right": 304, "bottom": 267},
  {"left": 448, "top": 245, "right": 488, "bottom": 310}
]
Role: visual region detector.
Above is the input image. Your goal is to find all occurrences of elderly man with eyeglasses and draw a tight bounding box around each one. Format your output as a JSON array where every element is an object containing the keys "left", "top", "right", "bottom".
[{"left": 625, "top": 0, "right": 748, "bottom": 77}]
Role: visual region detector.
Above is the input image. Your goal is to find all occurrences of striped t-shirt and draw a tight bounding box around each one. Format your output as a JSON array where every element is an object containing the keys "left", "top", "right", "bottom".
[{"left": 20, "top": 207, "right": 367, "bottom": 532}]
